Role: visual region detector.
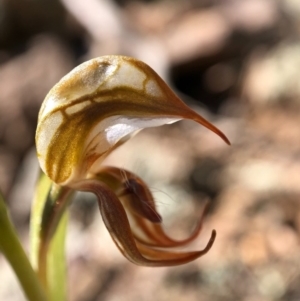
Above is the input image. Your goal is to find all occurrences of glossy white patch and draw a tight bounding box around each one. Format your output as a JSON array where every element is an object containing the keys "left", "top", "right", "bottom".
[
  {"left": 85, "top": 115, "right": 180, "bottom": 159},
  {"left": 104, "top": 117, "right": 178, "bottom": 144},
  {"left": 86, "top": 116, "right": 181, "bottom": 174}
]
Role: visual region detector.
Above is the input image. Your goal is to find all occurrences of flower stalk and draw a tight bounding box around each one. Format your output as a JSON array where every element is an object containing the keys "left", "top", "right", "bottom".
[{"left": 30, "top": 172, "right": 73, "bottom": 300}]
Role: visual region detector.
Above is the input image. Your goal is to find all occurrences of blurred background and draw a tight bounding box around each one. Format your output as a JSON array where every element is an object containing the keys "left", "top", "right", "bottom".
[{"left": 1, "top": 0, "right": 300, "bottom": 300}]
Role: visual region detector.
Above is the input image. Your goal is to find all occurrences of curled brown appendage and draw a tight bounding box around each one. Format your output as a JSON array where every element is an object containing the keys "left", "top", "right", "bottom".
[
  {"left": 96, "top": 166, "right": 211, "bottom": 248},
  {"left": 129, "top": 201, "right": 210, "bottom": 248},
  {"left": 76, "top": 178, "right": 216, "bottom": 266},
  {"left": 135, "top": 230, "right": 216, "bottom": 263},
  {"left": 76, "top": 172, "right": 216, "bottom": 266},
  {"left": 96, "top": 166, "right": 162, "bottom": 223}
]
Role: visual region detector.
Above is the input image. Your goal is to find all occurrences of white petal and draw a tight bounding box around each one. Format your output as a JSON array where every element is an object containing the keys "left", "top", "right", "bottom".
[
  {"left": 105, "top": 116, "right": 180, "bottom": 145},
  {"left": 86, "top": 116, "right": 181, "bottom": 174}
]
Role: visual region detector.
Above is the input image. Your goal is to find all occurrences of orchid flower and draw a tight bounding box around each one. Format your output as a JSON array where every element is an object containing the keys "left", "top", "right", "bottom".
[{"left": 35, "top": 55, "right": 230, "bottom": 269}]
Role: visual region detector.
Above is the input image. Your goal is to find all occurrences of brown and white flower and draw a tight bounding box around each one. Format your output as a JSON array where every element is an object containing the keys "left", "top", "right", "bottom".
[{"left": 36, "top": 55, "right": 229, "bottom": 266}]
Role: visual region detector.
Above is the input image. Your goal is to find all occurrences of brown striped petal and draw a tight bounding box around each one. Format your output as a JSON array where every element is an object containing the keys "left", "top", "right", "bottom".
[{"left": 36, "top": 55, "right": 229, "bottom": 186}]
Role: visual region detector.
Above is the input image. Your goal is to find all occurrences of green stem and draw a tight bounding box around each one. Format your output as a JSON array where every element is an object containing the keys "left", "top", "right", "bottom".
[
  {"left": 38, "top": 184, "right": 73, "bottom": 290},
  {"left": 30, "top": 172, "right": 74, "bottom": 301},
  {"left": 0, "top": 192, "right": 47, "bottom": 301}
]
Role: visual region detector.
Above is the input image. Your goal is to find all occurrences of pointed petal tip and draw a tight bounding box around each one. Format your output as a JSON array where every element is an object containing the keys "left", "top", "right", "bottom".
[
  {"left": 216, "top": 130, "right": 231, "bottom": 146},
  {"left": 133, "top": 228, "right": 217, "bottom": 266},
  {"left": 191, "top": 114, "right": 231, "bottom": 145},
  {"left": 206, "top": 229, "right": 217, "bottom": 251}
]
